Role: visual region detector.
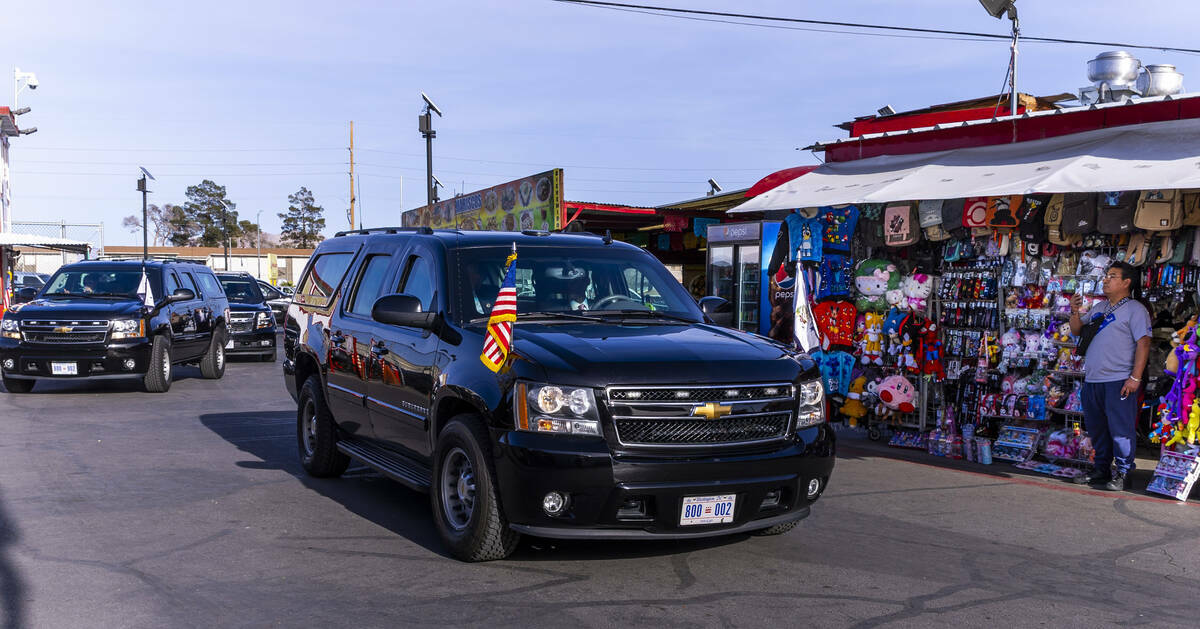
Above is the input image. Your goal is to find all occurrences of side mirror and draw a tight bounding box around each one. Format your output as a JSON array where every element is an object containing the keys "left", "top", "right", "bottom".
[
  {"left": 15, "top": 287, "right": 38, "bottom": 303},
  {"left": 372, "top": 293, "right": 437, "bottom": 329},
  {"left": 168, "top": 288, "right": 195, "bottom": 304},
  {"left": 698, "top": 296, "right": 733, "bottom": 328}
]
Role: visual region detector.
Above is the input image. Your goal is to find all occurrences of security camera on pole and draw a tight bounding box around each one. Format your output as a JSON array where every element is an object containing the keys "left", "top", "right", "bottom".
[{"left": 419, "top": 92, "right": 443, "bottom": 209}]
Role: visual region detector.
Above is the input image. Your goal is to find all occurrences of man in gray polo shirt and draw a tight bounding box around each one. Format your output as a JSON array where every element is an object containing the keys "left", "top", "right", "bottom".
[{"left": 1068, "top": 261, "right": 1151, "bottom": 491}]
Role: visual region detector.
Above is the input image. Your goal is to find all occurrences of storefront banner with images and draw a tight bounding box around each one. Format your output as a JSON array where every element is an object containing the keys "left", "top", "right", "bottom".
[{"left": 402, "top": 169, "right": 563, "bottom": 232}]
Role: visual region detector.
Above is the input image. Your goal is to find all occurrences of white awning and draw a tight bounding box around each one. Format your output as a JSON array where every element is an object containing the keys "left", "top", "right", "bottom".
[
  {"left": 731, "top": 117, "right": 1200, "bottom": 213},
  {"left": 0, "top": 232, "right": 91, "bottom": 251}
]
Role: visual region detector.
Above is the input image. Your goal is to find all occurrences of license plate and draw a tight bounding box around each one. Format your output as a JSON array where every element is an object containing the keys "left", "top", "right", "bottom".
[
  {"left": 225, "top": 339, "right": 234, "bottom": 349},
  {"left": 680, "top": 494, "right": 736, "bottom": 526},
  {"left": 51, "top": 362, "right": 78, "bottom": 376}
]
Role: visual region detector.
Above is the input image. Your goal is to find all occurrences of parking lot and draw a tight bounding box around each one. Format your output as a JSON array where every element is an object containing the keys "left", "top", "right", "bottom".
[{"left": 2, "top": 356, "right": 1200, "bottom": 628}]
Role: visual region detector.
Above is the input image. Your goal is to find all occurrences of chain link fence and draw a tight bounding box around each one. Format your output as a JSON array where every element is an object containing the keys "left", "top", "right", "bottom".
[{"left": 9, "top": 221, "right": 105, "bottom": 272}]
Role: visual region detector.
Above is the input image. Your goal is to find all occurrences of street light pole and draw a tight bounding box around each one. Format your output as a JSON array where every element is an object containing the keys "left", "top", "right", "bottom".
[
  {"left": 139, "top": 175, "right": 148, "bottom": 260},
  {"left": 418, "top": 92, "right": 443, "bottom": 209}
]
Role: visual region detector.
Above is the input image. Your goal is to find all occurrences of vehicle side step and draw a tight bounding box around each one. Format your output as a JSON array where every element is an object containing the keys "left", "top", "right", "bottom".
[{"left": 337, "top": 439, "right": 432, "bottom": 492}]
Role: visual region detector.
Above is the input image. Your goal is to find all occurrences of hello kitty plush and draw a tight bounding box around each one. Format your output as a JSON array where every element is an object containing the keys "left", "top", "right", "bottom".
[
  {"left": 901, "top": 273, "right": 933, "bottom": 312},
  {"left": 854, "top": 259, "right": 899, "bottom": 313},
  {"left": 1022, "top": 332, "right": 1041, "bottom": 357},
  {"left": 885, "top": 288, "right": 906, "bottom": 310}
]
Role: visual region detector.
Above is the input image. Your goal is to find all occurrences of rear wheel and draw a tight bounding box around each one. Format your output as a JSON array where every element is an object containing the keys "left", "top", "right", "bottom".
[
  {"left": 1, "top": 376, "right": 34, "bottom": 393},
  {"left": 297, "top": 375, "right": 350, "bottom": 477},
  {"left": 143, "top": 335, "right": 172, "bottom": 393},
  {"left": 431, "top": 415, "right": 520, "bottom": 562},
  {"left": 200, "top": 326, "right": 226, "bottom": 379}
]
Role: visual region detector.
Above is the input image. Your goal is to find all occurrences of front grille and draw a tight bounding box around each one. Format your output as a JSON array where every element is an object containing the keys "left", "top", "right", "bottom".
[
  {"left": 19, "top": 320, "right": 108, "bottom": 344},
  {"left": 606, "top": 383, "right": 795, "bottom": 448},
  {"left": 229, "top": 314, "right": 254, "bottom": 333}
]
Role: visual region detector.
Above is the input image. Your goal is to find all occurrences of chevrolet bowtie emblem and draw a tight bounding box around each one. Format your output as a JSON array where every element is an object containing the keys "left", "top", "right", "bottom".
[
  {"left": 54, "top": 326, "right": 73, "bottom": 333},
  {"left": 692, "top": 402, "right": 732, "bottom": 420}
]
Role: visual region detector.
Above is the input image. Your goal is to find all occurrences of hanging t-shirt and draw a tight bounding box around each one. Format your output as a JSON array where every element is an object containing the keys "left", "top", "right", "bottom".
[
  {"left": 815, "top": 254, "right": 853, "bottom": 300},
  {"left": 813, "top": 300, "right": 858, "bottom": 349},
  {"left": 811, "top": 350, "right": 856, "bottom": 397},
  {"left": 819, "top": 205, "right": 859, "bottom": 253}
]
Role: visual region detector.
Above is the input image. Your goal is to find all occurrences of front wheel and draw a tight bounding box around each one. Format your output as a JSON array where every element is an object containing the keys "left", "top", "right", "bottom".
[
  {"left": 1, "top": 376, "right": 34, "bottom": 393},
  {"left": 297, "top": 375, "right": 350, "bottom": 477},
  {"left": 431, "top": 415, "right": 520, "bottom": 562},
  {"left": 200, "top": 327, "right": 226, "bottom": 379},
  {"left": 143, "top": 336, "right": 173, "bottom": 393}
]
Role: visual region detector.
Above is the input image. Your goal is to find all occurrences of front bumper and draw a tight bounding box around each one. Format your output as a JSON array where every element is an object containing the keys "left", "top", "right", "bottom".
[
  {"left": 0, "top": 338, "right": 153, "bottom": 380},
  {"left": 226, "top": 328, "right": 276, "bottom": 355},
  {"left": 494, "top": 423, "right": 835, "bottom": 539}
]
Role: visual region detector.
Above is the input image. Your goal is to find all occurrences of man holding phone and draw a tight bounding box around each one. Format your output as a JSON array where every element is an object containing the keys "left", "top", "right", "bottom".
[{"left": 1068, "top": 262, "right": 1152, "bottom": 491}]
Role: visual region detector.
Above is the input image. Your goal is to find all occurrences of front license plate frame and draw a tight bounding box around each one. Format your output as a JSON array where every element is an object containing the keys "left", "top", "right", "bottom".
[
  {"left": 679, "top": 494, "right": 736, "bottom": 526},
  {"left": 51, "top": 362, "right": 78, "bottom": 376}
]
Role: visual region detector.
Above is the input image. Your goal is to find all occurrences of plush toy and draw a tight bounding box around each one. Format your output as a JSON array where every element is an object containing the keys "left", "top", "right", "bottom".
[
  {"left": 901, "top": 273, "right": 933, "bottom": 312},
  {"left": 898, "top": 317, "right": 921, "bottom": 374},
  {"left": 861, "top": 312, "right": 885, "bottom": 365},
  {"left": 1022, "top": 332, "right": 1041, "bottom": 358},
  {"left": 1165, "top": 399, "right": 1200, "bottom": 447},
  {"left": 885, "top": 288, "right": 907, "bottom": 310},
  {"left": 1053, "top": 322, "right": 1074, "bottom": 344},
  {"left": 876, "top": 375, "right": 917, "bottom": 414},
  {"left": 854, "top": 259, "right": 899, "bottom": 313},
  {"left": 920, "top": 319, "right": 945, "bottom": 381},
  {"left": 839, "top": 376, "right": 870, "bottom": 426},
  {"left": 1171, "top": 315, "right": 1198, "bottom": 349}
]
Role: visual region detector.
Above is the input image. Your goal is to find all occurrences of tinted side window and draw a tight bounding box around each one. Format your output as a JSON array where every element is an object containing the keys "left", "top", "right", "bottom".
[
  {"left": 178, "top": 271, "right": 200, "bottom": 297},
  {"left": 297, "top": 252, "right": 355, "bottom": 307},
  {"left": 259, "top": 283, "right": 283, "bottom": 300},
  {"left": 400, "top": 256, "right": 434, "bottom": 312},
  {"left": 164, "top": 270, "right": 180, "bottom": 295},
  {"left": 348, "top": 255, "right": 393, "bottom": 316},
  {"left": 197, "top": 272, "right": 224, "bottom": 298}
]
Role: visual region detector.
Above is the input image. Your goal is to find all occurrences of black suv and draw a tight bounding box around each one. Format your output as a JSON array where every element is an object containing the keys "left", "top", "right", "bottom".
[
  {"left": 1, "top": 259, "right": 230, "bottom": 393},
  {"left": 283, "top": 228, "right": 833, "bottom": 561},
  {"left": 216, "top": 272, "right": 278, "bottom": 362}
]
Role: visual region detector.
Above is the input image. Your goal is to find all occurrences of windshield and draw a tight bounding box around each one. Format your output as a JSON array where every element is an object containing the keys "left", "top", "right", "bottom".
[
  {"left": 18, "top": 274, "right": 46, "bottom": 288},
  {"left": 43, "top": 269, "right": 148, "bottom": 298},
  {"left": 455, "top": 245, "right": 703, "bottom": 324},
  {"left": 220, "top": 278, "right": 265, "bottom": 304}
]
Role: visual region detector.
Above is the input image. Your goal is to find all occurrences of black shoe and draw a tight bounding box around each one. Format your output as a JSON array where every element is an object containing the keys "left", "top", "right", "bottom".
[
  {"left": 1073, "top": 470, "right": 1110, "bottom": 485},
  {"left": 1105, "top": 472, "right": 1131, "bottom": 491}
]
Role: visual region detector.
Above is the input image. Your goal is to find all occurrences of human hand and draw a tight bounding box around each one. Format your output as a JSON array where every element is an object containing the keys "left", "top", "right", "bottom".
[
  {"left": 1121, "top": 378, "right": 1139, "bottom": 399},
  {"left": 1069, "top": 294, "right": 1085, "bottom": 315}
]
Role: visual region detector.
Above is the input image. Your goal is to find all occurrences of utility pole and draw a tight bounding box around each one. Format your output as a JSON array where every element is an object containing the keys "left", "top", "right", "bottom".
[
  {"left": 138, "top": 175, "right": 148, "bottom": 260},
  {"left": 220, "top": 199, "right": 233, "bottom": 271},
  {"left": 348, "top": 121, "right": 356, "bottom": 229},
  {"left": 419, "top": 92, "right": 443, "bottom": 209}
]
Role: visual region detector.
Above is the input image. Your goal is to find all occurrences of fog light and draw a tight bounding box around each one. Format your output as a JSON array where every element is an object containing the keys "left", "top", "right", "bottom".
[
  {"left": 122, "top": 359, "right": 136, "bottom": 371},
  {"left": 542, "top": 491, "right": 569, "bottom": 516},
  {"left": 2, "top": 359, "right": 13, "bottom": 370},
  {"left": 806, "top": 479, "right": 821, "bottom": 499}
]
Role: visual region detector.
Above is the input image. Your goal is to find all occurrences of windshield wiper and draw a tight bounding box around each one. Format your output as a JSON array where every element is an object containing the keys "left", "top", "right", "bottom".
[
  {"left": 40, "top": 292, "right": 74, "bottom": 297},
  {"left": 470, "top": 310, "right": 603, "bottom": 324},
  {"left": 596, "top": 309, "right": 699, "bottom": 324}
]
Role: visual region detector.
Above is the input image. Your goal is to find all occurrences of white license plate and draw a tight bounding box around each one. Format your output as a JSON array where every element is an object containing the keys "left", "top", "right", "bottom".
[
  {"left": 680, "top": 494, "right": 736, "bottom": 526},
  {"left": 225, "top": 339, "right": 234, "bottom": 349},
  {"left": 51, "top": 362, "right": 78, "bottom": 376}
]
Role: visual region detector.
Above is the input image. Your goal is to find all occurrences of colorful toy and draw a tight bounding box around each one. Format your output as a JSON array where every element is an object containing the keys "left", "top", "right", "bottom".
[
  {"left": 920, "top": 319, "right": 945, "bottom": 381},
  {"left": 861, "top": 312, "right": 885, "bottom": 365},
  {"left": 853, "top": 259, "right": 899, "bottom": 313},
  {"left": 875, "top": 375, "right": 917, "bottom": 414},
  {"left": 839, "top": 376, "right": 870, "bottom": 426},
  {"left": 901, "top": 273, "right": 933, "bottom": 312}
]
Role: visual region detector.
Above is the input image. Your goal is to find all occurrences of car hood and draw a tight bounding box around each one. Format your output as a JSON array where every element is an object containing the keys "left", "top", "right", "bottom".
[
  {"left": 229, "top": 302, "right": 269, "bottom": 313},
  {"left": 510, "top": 322, "right": 816, "bottom": 386},
  {"left": 10, "top": 297, "right": 145, "bottom": 320}
]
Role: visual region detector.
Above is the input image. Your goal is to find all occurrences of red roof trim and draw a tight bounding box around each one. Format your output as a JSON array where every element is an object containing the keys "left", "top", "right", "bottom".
[
  {"left": 562, "top": 201, "right": 658, "bottom": 215},
  {"left": 744, "top": 166, "right": 817, "bottom": 198}
]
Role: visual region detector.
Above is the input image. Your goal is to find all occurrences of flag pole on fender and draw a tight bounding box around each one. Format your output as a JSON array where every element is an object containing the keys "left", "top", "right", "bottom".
[{"left": 480, "top": 242, "right": 518, "bottom": 372}]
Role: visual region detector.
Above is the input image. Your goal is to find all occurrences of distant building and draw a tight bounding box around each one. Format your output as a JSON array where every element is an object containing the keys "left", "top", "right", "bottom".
[{"left": 100, "top": 245, "right": 314, "bottom": 285}]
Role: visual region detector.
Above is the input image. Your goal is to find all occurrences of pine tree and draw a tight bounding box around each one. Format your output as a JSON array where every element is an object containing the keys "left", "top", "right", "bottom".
[
  {"left": 181, "top": 180, "right": 242, "bottom": 247},
  {"left": 279, "top": 187, "right": 325, "bottom": 248}
]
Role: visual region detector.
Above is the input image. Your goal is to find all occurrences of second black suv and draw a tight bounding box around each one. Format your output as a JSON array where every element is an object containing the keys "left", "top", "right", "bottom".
[
  {"left": 216, "top": 272, "right": 278, "bottom": 362},
  {"left": 283, "top": 228, "right": 834, "bottom": 561},
  {"left": 1, "top": 259, "right": 230, "bottom": 393}
]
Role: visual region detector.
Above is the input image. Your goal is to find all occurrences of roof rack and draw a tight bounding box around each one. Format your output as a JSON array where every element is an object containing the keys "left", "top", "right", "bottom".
[{"left": 334, "top": 226, "right": 433, "bottom": 237}]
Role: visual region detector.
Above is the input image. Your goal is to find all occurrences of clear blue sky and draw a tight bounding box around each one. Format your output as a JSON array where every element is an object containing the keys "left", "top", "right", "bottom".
[{"left": 3, "top": 0, "right": 1199, "bottom": 246}]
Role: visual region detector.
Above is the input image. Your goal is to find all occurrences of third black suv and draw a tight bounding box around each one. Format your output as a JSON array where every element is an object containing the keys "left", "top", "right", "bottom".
[
  {"left": 1, "top": 259, "right": 229, "bottom": 393},
  {"left": 283, "top": 228, "right": 834, "bottom": 561},
  {"left": 216, "top": 272, "right": 278, "bottom": 362}
]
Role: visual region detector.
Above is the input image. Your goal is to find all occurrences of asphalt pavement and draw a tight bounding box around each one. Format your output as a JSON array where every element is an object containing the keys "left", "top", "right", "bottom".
[{"left": 2, "top": 359, "right": 1200, "bottom": 628}]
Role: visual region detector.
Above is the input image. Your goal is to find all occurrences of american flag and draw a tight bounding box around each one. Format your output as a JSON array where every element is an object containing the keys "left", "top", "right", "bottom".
[{"left": 480, "top": 245, "right": 518, "bottom": 372}]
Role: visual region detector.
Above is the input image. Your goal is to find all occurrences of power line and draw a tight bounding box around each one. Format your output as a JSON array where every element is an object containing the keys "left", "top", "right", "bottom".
[{"left": 553, "top": 0, "right": 1200, "bottom": 54}]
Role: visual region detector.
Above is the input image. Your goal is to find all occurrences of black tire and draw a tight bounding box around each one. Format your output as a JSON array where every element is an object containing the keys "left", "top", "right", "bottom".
[
  {"left": 143, "top": 335, "right": 173, "bottom": 393},
  {"left": 200, "top": 326, "right": 227, "bottom": 379},
  {"left": 1, "top": 376, "right": 34, "bottom": 393},
  {"left": 297, "top": 375, "right": 350, "bottom": 477},
  {"left": 750, "top": 520, "right": 799, "bottom": 536},
  {"left": 431, "top": 415, "right": 520, "bottom": 562}
]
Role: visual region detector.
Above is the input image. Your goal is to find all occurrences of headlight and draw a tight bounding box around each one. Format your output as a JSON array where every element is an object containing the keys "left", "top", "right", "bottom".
[
  {"left": 796, "top": 379, "right": 825, "bottom": 429},
  {"left": 514, "top": 382, "right": 601, "bottom": 436},
  {"left": 110, "top": 318, "right": 145, "bottom": 339},
  {"left": 0, "top": 318, "right": 18, "bottom": 339},
  {"left": 256, "top": 311, "right": 274, "bottom": 329}
]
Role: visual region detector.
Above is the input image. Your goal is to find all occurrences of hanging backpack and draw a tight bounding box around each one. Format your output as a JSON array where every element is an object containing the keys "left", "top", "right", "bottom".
[
  {"left": 1017, "top": 194, "right": 1049, "bottom": 243},
  {"left": 1182, "top": 191, "right": 1200, "bottom": 226},
  {"left": 1061, "top": 193, "right": 1097, "bottom": 235},
  {"left": 986, "top": 195, "right": 1021, "bottom": 229},
  {"left": 1097, "top": 191, "right": 1137, "bottom": 234},
  {"left": 923, "top": 223, "right": 953, "bottom": 242},
  {"left": 917, "top": 200, "right": 943, "bottom": 228},
  {"left": 941, "top": 198, "right": 967, "bottom": 233},
  {"left": 884, "top": 201, "right": 920, "bottom": 247},
  {"left": 1043, "top": 193, "right": 1065, "bottom": 227},
  {"left": 1135, "top": 189, "right": 1183, "bottom": 231},
  {"left": 963, "top": 197, "right": 989, "bottom": 228}
]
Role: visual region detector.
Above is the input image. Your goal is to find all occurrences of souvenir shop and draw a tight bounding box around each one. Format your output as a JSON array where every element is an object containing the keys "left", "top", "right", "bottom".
[{"left": 722, "top": 117, "right": 1200, "bottom": 502}]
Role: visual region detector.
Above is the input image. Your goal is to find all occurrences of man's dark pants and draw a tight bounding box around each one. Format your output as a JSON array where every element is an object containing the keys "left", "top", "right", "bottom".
[{"left": 1081, "top": 380, "right": 1138, "bottom": 476}]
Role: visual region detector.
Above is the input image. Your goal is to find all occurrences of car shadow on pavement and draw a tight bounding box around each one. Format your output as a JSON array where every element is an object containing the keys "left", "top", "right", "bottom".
[
  {"left": 0, "top": 489, "right": 26, "bottom": 629},
  {"left": 198, "top": 411, "right": 452, "bottom": 558},
  {"left": 198, "top": 411, "right": 752, "bottom": 563}
]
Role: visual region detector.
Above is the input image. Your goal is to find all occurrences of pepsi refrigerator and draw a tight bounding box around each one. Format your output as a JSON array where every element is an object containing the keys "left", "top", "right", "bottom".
[{"left": 705, "top": 221, "right": 787, "bottom": 339}]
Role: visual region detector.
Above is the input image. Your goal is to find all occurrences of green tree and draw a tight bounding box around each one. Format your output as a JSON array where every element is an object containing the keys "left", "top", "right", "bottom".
[
  {"left": 123, "top": 203, "right": 184, "bottom": 246},
  {"left": 278, "top": 187, "right": 325, "bottom": 248},
  {"left": 182, "top": 180, "right": 242, "bottom": 248}
]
